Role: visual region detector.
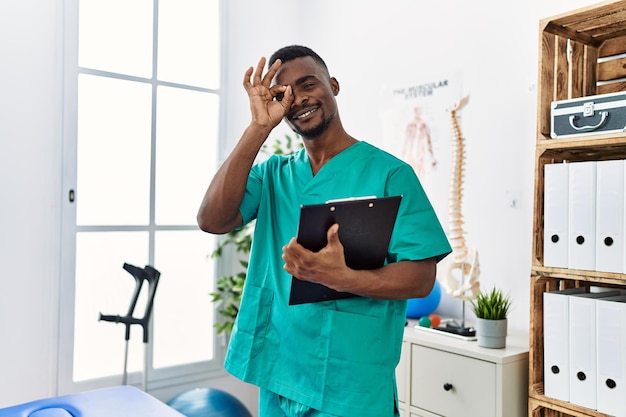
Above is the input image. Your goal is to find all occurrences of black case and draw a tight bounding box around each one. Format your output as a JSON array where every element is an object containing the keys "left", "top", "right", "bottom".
[{"left": 551, "top": 92, "right": 626, "bottom": 139}]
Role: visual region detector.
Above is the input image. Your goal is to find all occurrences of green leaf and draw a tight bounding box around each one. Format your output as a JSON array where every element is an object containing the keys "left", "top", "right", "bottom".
[
  {"left": 470, "top": 286, "right": 511, "bottom": 320},
  {"left": 210, "top": 134, "right": 302, "bottom": 335}
]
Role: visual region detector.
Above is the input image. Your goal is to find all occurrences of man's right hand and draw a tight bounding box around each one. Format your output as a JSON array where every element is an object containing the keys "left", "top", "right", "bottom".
[
  {"left": 197, "top": 57, "right": 295, "bottom": 235},
  {"left": 244, "top": 57, "right": 294, "bottom": 130}
]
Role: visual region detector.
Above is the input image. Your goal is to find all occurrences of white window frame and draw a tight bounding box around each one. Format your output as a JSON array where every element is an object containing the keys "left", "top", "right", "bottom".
[{"left": 58, "top": 0, "right": 228, "bottom": 395}]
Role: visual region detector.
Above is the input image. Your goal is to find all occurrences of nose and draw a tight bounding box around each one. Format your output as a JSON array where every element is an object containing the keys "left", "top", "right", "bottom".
[{"left": 291, "top": 91, "right": 308, "bottom": 107}]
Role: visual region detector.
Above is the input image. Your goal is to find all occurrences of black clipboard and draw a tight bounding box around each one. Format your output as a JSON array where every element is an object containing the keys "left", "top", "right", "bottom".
[{"left": 288, "top": 195, "right": 402, "bottom": 305}]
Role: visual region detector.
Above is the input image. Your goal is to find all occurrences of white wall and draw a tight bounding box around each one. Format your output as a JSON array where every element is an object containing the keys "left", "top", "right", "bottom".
[
  {"left": 0, "top": 0, "right": 604, "bottom": 412},
  {"left": 0, "top": 0, "right": 64, "bottom": 406},
  {"left": 223, "top": 0, "right": 602, "bottom": 335},
  {"left": 221, "top": 0, "right": 303, "bottom": 159}
]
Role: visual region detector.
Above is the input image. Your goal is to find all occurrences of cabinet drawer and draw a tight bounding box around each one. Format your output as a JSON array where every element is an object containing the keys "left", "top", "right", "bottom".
[{"left": 411, "top": 344, "right": 496, "bottom": 417}]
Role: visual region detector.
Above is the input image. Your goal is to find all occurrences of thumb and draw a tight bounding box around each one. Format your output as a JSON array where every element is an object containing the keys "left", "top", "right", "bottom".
[{"left": 326, "top": 223, "right": 340, "bottom": 245}]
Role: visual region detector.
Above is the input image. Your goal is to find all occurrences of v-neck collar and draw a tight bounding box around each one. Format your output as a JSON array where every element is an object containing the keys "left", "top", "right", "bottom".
[
  {"left": 301, "top": 141, "right": 364, "bottom": 179},
  {"left": 295, "top": 141, "right": 366, "bottom": 203}
]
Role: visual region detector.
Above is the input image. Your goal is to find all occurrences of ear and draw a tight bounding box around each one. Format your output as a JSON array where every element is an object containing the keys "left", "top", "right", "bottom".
[{"left": 330, "top": 77, "right": 340, "bottom": 96}]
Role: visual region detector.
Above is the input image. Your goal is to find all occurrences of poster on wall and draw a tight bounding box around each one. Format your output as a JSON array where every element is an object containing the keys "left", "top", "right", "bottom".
[{"left": 378, "top": 73, "right": 463, "bottom": 232}]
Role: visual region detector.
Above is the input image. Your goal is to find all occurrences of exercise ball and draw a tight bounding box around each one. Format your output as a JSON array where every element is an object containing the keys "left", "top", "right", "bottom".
[
  {"left": 406, "top": 280, "right": 441, "bottom": 318},
  {"left": 167, "top": 388, "right": 252, "bottom": 417}
]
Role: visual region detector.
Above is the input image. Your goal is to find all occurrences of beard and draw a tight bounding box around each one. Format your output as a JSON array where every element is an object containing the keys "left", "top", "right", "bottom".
[{"left": 289, "top": 109, "right": 335, "bottom": 139}]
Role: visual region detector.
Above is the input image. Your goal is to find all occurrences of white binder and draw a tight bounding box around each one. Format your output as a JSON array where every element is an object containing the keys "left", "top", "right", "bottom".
[
  {"left": 544, "top": 162, "right": 569, "bottom": 268},
  {"left": 544, "top": 287, "right": 585, "bottom": 402},
  {"left": 595, "top": 159, "right": 625, "bottom": 273},
  {"left": 568, "top": 291, "right": 621, "bottom": 410},
  {"left": 568, "top": 161, "right": 597, "bottom": 271},
  {"left": 596, "top": 295, "right": 626, "bottom": 417}
]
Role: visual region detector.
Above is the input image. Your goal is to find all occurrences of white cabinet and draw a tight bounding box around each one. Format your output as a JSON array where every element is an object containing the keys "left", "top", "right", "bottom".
[
  {"left": 397, "top": 324, "right": 528, "bottom": 417},
  {"left": 397, "top": 341, "right": 409, "bottom": 416}
]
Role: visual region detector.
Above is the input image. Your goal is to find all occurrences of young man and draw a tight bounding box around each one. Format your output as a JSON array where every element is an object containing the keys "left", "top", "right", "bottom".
[{"left": 197, "top": 45, "right": 451, "bottom": 417}]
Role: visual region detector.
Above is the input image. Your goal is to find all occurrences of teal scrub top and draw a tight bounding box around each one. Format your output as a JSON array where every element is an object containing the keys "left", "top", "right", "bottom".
[{"left": 224, "top": 141, "right": 451, "bottom": 417}]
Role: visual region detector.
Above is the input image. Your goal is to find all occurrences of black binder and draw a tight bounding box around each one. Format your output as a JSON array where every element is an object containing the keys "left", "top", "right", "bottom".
[{"left": 288, "top": 195, "right": 402, "bottom": 305}]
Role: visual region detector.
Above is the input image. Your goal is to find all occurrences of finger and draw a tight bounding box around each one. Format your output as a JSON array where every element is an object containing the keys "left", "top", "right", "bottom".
[
  {"left": 326, "top": 224, "right": 340, "bottom": 246},
  {"left": 285, "top": 238, "right": 314, "bottom": 263},
  {"left": 269, "top": 84, "right": 289, "bottom": 102},
  {"left": 262, "top": 59, "right": 282, "bottom": 87},
  {"left": 281, "top": 251, "right": 291, "bottom": 267},
  {"left": 242, "top": 66, "right": 254, "bottom": 90},
  {"left": 280, "top": 85, "right": 294, "bottom": 108},
  {"left": 252, "top": 57, "right": 267, "bottom": 85},
  {"left": 282, "top": 239, "right": 301, "bottom": 267},
  {"left": 281, "top": 239, "right": 294, "bottom": 258},
  {"left": 282, "top": 237, "right": 301, "bottom": 256}
]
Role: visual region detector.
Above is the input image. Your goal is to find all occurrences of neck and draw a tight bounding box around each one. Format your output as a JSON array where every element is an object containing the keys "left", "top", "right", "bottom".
[{"left": 304, "top": 129, "right": 357, "bottom": 175}]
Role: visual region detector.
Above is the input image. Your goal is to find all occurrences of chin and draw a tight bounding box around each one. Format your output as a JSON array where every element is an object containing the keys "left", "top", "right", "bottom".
[{"left": 292, "top": 114, "right": 334, "bottom": 139}]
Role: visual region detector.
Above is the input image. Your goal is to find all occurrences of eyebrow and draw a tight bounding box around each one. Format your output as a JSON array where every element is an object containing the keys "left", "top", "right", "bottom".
[
  {"left": 273, "top": 74, "right": 320, "bottom": 88},
  {"left": 293, "top": 75, "right": 318, "bottom": 86}
]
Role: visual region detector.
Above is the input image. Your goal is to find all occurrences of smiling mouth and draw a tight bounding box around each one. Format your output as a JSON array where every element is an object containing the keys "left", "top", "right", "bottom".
[{"left": 293, "top": 107, "right": 318, "bottom": 120}]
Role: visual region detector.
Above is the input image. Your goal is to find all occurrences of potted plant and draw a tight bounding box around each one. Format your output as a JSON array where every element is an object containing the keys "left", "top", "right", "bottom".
[
  {"left": 470, "top": 286, "right": 512, "bottom": 348},
  {"left": 210, "top": 134, "right": 302, "bottom": 335}
]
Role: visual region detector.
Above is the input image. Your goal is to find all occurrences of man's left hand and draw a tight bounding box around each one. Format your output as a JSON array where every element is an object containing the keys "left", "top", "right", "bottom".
[{"left": 282, "top": 224, "right": 349, "bottom": 291}]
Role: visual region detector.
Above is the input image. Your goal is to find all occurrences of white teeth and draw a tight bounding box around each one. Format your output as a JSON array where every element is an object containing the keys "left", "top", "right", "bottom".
[{"left": 297, "top": 108, "right": 317, "bottom": 119}]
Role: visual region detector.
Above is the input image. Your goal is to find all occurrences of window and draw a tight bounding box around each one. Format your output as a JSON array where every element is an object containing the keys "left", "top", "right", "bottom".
[{"left": 60, "top": 0, "right": 223, "bottom": 393}]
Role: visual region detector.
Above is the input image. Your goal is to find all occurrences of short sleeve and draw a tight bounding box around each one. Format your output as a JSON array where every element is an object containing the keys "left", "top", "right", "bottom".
[
  {"left": 238, "top": 162, "right": 264, "bottom": 227},
  {"left": 386, "top": 164, "right": 451, "bottom": 263}
]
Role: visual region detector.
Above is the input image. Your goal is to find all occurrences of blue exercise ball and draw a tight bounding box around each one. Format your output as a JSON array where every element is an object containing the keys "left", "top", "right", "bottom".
[
  {"left": 167, "top": 388, "right": 252, "bottom": 417},
  {"left": 406, "top": 279, "right": 441, "bottom": 318}
]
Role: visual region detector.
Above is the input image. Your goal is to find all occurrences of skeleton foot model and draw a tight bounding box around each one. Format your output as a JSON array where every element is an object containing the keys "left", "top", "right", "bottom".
[{"left": 440, "top": 95, "right": 480, "bottom": 301}]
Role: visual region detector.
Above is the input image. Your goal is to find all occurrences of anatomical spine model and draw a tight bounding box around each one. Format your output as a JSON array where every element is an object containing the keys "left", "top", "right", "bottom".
[{"left": 440, "top": 95, "right": 480, "bottom": 301}]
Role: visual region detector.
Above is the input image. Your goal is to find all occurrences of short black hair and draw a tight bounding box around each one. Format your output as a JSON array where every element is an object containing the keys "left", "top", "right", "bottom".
[{"left": 269, "top": 45, "right": 329, "bottom": 72}]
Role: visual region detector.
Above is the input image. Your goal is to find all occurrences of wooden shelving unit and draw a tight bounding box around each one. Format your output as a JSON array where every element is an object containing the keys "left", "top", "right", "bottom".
[{"left": 530, "top": 1, "right": 626, "bottom": 416}]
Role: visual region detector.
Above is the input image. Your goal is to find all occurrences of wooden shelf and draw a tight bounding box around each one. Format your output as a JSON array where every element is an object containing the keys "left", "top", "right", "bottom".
[
  {"left": 530, "top": 394, "right": 612, "bottom": 417},
  {"left": 531, "top": 266, "right": 626, "bottom": 286},
  {"left": 537, "top": 135, "right": 626, "bottom": 160},
  {"left": 530, "top": 2, "right": 626, "bottom": 417},
  {"left": 528, "top": 276, "right": 617, "bottom": 417},
  {"left": 541, "top": 0, "right": 626, "bottom": 46},
  {"left": 535, "top": 0, "right": 626, "bottom": 142}
]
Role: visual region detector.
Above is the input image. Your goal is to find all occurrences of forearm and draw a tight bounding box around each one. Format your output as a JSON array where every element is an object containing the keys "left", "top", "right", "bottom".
[
  {"left": 282, "top": 227, "right": 438, "bottom": 300},
  {"left": 333, "top": 259, "right": 437, "bottom": 300},
  {"left": 197, "top": 124, "right": 272, "bottom": 234}
]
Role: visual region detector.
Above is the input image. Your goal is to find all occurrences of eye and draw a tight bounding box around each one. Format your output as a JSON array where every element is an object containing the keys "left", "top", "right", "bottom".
[
  {"left": 303, "top": 83, "right": 315, "bottom": 90},
  {"left": 275, "top": 92, "right": 284, "bottom": 102}
]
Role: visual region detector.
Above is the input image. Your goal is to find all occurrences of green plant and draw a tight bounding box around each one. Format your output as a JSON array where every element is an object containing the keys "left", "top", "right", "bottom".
[
  {"left": 470, "top": 286, "right": 512, "bottom": 320},
  {"left": 210, "top": 224, "right": 254, "bottom": 335},
  {"left": 210, "top": 133, "right": 302, "bottom": 335}
]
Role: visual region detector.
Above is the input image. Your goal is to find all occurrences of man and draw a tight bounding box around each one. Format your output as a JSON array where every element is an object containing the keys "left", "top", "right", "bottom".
[{"left": 197, "top": 45, "right": 451, "bottom": 417}]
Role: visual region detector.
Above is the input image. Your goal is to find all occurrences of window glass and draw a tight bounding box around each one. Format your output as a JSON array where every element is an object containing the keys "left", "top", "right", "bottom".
[
  {"left": 76, "top": 74, "right": 152, "bottom": 226},
  {"left": 153, "top": 230, "right": 215, "bottom": 368},
  {"left": 79, "top": 0, "right": 153, "bottom": 77},
  {"left": 155, "top": 86, "right": 218, "bottom": 225},
  {"left": 73, "top": 231, "right": 149, "bottom": 381},
  {"left": 158, "top": 0, "right": 220, "bottom": 88},
  {"left": 64, "top": 0, "right": 222, "bottom": 391}
]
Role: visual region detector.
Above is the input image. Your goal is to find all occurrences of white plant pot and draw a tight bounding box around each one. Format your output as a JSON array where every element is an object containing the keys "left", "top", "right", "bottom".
[{"left": 476, "top": 318, "right": 507, "bottom": 349}]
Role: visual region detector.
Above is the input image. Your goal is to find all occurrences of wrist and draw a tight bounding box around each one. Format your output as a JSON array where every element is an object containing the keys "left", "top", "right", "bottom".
[{"left": 247, "top": 121, "right": 274, "bottom": 136}]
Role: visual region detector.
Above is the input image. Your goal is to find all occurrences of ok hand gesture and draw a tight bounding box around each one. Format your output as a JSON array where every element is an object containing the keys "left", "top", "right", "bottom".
[{"left": 244, "top": 57, "right": 294, "bottom": 130}]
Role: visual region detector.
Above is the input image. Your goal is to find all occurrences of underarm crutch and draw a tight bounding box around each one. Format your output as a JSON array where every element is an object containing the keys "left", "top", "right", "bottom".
[{"left": 99, "top": 263, "right": 160, "bottom": 391}]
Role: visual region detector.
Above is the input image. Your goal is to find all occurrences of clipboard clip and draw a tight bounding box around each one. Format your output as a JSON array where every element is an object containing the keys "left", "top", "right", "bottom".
[{"left": 325, "top": 195, "right": 377, "bottom": 204}]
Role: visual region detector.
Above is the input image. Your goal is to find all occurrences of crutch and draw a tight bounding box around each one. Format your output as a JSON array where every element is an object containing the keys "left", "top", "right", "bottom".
[{"left": 99, "top": 263, "right": 160, "bottom": 391}]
